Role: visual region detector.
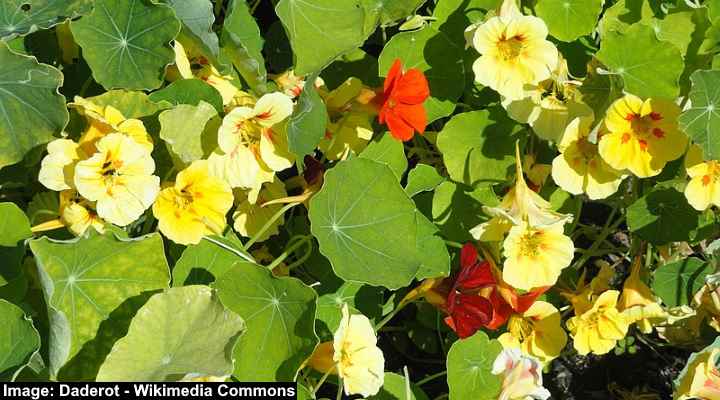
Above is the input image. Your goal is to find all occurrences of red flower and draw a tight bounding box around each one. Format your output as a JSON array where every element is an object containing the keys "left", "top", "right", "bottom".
[{"left": 378, "top": 59, "right": 430, "bottom": 142}]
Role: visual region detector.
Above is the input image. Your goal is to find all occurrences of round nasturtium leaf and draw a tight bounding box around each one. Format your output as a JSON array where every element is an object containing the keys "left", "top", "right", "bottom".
[
  {"left": 88, "top": 89, "right": 167, "bottom": 119},
  {"left": 626, "top": 187, "right": 701, "bottom": 245},
  {"left": 368, "top": 372, "right": 430, "bottom": 400},
  {"left": 378, "top": 25, "right": 465, "bottom": 123},
  {"left": 215, "top": 263, "right": 318, "bottom": 382},
  {"left": 652, "top": 257, "right": 712, "bottom": 308},
  {"left": 28, "top": 232, "right": 170, "bottom": 377},
  {"left": 96, "top": 286, "right": 244, "bottom": 381},
  {"left": 535, "top": 0, "right": 604, "bottom": 42},
  {"left": 359, "top": 132, "right": 408, "bottom": 180},
  {"left": 446, "top": 331, "right": 503, "bottom": 400},
  {"left": 596, "top": 23, "right": 683, "bottom": 100},
  {"left": 0, "top": 202, "right": 32, "bottom": 247},
  {"left": 148, "top": 79, "right": 224, "bottom": 113},
  {"left": 69, "top": 0, "right": 181, "bottom": 90},
  {"left": 0, "top": 299, "right": 40, "bottom": 379},
  {"left": 0, "top": 42, "right": 68, "bottom": 170},
  {"left": 172, "top": 234, "right": 252, "bottom": 287},
  {"left": 0, "top": 0, "right": 93, "bottom": 40},
  {"left": 679, "top": 70, "right": 720, "bottom": 160}
]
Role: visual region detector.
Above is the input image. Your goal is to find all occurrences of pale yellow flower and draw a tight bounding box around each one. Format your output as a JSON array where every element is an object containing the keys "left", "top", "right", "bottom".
[
  {"left": 567, "top": 290, "right": 630, "bottom": 355},
  {"left": 471, "top": 0, "right": 559, "bottom": 100},
  {"left": 491, "top": 348, "right": 550, "bottom": 400},
  {"left": 619, "top": 260, "right": 667, "bottom": 333},
  {"left": 153, "top": 160, "right": 233, "bottom": 245},
  {"left": 172, "top": 40, "right": 239, "bottom": 105},
  {"left": 59, "top": 190, "right": 105, "bottom": 236},
  {"left": 499, "top": 301, "right": 567, "bottom": 364},
  {"left": 232, "top": 179, "right": 288, "bottom": 242},
  {"left": 39, "top": 139, "right": 85, "bottom": 191},
  {"left": 552, "top": 117, "right": 625, "bottom": 200},
  {"left": 74, "top": 133, "right": 159, "bottom": 226},
  {"left": 675, "top": 347, "right": 720, "bottom": 400},
  {"left": 334, "top": 304, "right": 384, "bottom": 397}
]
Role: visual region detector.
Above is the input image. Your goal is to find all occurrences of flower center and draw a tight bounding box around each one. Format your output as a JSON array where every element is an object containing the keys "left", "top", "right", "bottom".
[
  {"left": 173, "top": 187, "right": 195, "bottom": 210},
  {"left": 508, "top": 315, "right": 534, "bottom": 340},
  {"left": 518, "top": 228, "right": 545, "bottom": 257},
  {"left": 497, "top": 35, "right": 525, "bottom": 61},
  {"left": 234, "top": 120, "right": 262, "bottom": 146}
]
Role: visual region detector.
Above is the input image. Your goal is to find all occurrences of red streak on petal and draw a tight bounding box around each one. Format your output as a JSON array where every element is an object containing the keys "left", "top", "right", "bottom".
[
  {"left": 625, "top": 113, "right": 636, "bottom": 121},
  {"left": 652, "top": 128, "right": 665, "bottom": 138},
  {"left": 639, "top": 139, "right": 648, "bottom": 151},
  {"left": 703, "top": 175, "right": 712, "bottom": 186},
  {"left": 621, "top": 133, "right": 632, "bottom": 144},
  {"left": 649, "top": 112, "right": 662, "bottom": 121}
]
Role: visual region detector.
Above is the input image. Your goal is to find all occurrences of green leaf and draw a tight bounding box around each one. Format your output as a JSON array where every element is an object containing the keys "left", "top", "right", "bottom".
[
  {"left": 652, "top": 257, "right": 712, "bottom": 308},
  {"left": 97, "top": 286, "right": 244, "bottom": 381},
  {"left": 536, "top": 0, "right": 603, "bottom": 42},
  {"left": 164, "top": 0, "right": 219, "bottom": 61},
  {"left": 414, "top": 212, "right": 450, "bottom": 280},
  {"left": 378, "top": 26, "right": 465, "bottom": 123},
  {"left": 287, "top": 73, "right": 328, "bottom": 160},
  {"left": 405, "top": 164, "right": 445, "bottom": 198},
  {"left": 222, "top": 0, "right": 266, "bottom": 91},
  {"left": 627, "top": 187, "right": 700, "bottom": 245},
  {"left": 315, "top": 281, "right": 383, "bottom": 339},
  {"left": 0, "top": 299, "right": 40, "bottom": 379},
  {"left": 309, "top": 157, "right": 423, "bottom": 289},
  {"left": 437, "top": 109, "right": 523, "bottom": 186},
  {"left": 0, "top": 202, "right": 32, "bottom": 247},
  {"left": 432, "top": 0, "right": 493, "bottom": 42},
  {"left": 28, "top": 232, "right": 170, "bottom": 377},
  {"left": 216, "top": 263, "right": 318, "bottom": 381},
  {"left": 447, "top": 331, "right": 503, "bottom": 400},
  {"left": 88, "top": 89, "right": 167, "bottom": 119},
  {"left": 322, "top": 48, "right": 381, "bottom": 90},
  {"left": 432, "top": 181, "right": 496, "bottom": 242},
  {"left": 372, "top": 0, "right": 427, "bottom": 25},
  {"left": 148, "top": 79, "right": 224, "bottom": 114},
  {"left": 679, "top": 70, "right": 720, "bottom": 160},
  {"left": 359, "top": 132, "right": 408, "bottom": 180},
  {"left": 158, "top": 101, "right": 219, "bottom": 164},
  {"left": 172, "top": 234, "right": 253, "bottom": 286},
  {"left": 645, "top": 12, "right": 696, "bottom": 54},
  {"left": 0, "top": 0, "right": 93, "bottom": 40},
  {"left": 0, "top": 42, "right": 68, "bottom": 169},
  {"left": 597, "top": 0, "right": 647, "bottom": 37},
  {"left": 70, "top": 0, "right": 181, "bottom": 90},
  {"left": 368, "top": 372, "right": 430, "bottom": 400},
  {"left": 578, "top": 58, "right": 624, "bottom": 119},
  {"left": 596, "top": 23, "right": 683, "bottom": 99}
]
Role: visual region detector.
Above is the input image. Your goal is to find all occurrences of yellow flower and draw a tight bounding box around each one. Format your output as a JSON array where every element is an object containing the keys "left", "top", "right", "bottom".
[
  {"left": 232, "top": 179, "right": 288, "bottom": 242},
  {"left": 684, "top": 144, "right": 720, "bottom": 211},
  {"left": 74, "top": 133, "right": 160, "bottom": 227},
  {"left": 153, "top": 160, "right": 233, "bottom": 245},
  {"left": 502, "top": 57, "right": 593, "bottom": 141},
  {"left": 172, "top": 40, "right": 239, "bottom": 105},
  {"left": 619, "top": 260, "right": 667, "bottom": 333},
  {"left": 675, "top": 347, "right": 720, "bottom": 400},
  {"left": 599, "top": 94, "right": 687, "bottom": 178},
  {"left": 59, "top": 190, "right": 105, "bottom": 236},
  {"left": 491, "top": 348, "right": 551, "bottom": 400},
  {"left": 39, "top": 139, "right": 85, "bottom": 191},
  {"left": 334, "top": 304, "right": 385, "bottom": 397},
  {"left": 272, "top": 70, "right": 325, "bottom": 99},
  {"left": 502, "top": 221, "right": 574, "bottom": 290},
  {"left": 499, "top": 301, "right": 568, "bottom": 364},
  {"left": 471, "top": 0, "right": 558, "bottom": 100},
  {"left": 551, "top": 116, "right": 625, "bottom": 200},
  {"left": 209, "top": 92, "right": 295, "bottom": 200},
  {"left": 567, "top": 290, "right": 630, "bottom": 355}
]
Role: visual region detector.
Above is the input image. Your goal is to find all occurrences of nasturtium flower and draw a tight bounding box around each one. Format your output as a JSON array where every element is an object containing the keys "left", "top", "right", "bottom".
[
  {"left": 171, "top": 40, "right": 239, "bottom": 105},
  {"left": 502, "top": 57, "right": 592, "bottom": 141},
  {"left": 492, "top": 348, "right": 551, "bottom": 400},
  {"left": 334, "top": 304, "right": 385, "bottom": 397},
  {"left": 499, "top": 301, "right": 567, "bottom": 364},
  {"left": 675, "top": 348, "right": 720, "bottom": 400},
  {"left": 272, "top": 70, "right": 324, "bottom": 99},
  {"left": 210, "top": 92, "right": 295, "bottom": 200},
  {"left": 619, "top": 259, "right": 667, "bottom": 333},
  {"left": 232, "top": 179, "right": 288, "bottom": 242},
  {"left": 502, "top": 221, "right": 574, "bottom": 291},
  {"left": 552, "top": 117, "right": 625, "bottom": 200},
  {"left": 153, "top": 160, "right": 233, "bottom": 245},
  {"left": 377, "top": 58, "right": 429, "bottom": 142},
  {"left": 74, "top": 133, "right": 160, "bottom": 227},
  {"left": 683, "top": 144, "right": 720, "bottom": 211},
  {"left": 39, "top": 139, "right": 85, "bottom": 191},
  {"left": 59, "top": 190, "right": 105, "bottom": 236},
  {"left": 598, "top": 94, "right": 687, "bottom": 178},
  {"left": 567, "top": 290, "right": 630, "bottom": 355},
  {"left": 471, "top": 0, "right": 558, "bottom": 101}
]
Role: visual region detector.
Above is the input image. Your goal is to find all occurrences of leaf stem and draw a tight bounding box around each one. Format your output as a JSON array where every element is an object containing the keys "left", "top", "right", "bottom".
[
  {"left": 416, "top": 370, "right": 447, "bottom": 386},
  {"left": 312, "top": 367, "right": 334, "bottom": 397},
  {"left": 570, "top": 206, "right": 622, "bottom": 270},
  {"left": 243, "top": 202, "right": 299, "bottom": 250},
  {"left": 203, "top": 236, "right": 255, "bottom": 263},
  {"left": 267, "top": 235, "right": 312, "bottom": 270}
]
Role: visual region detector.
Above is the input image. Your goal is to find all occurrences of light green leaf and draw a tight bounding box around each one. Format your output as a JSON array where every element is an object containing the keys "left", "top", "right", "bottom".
[
  {"left": 431, "top": 0, "right": 493, "bottom": 42},
  {"left": 414, "top": 212, "right": 450, "bottom": 280},
  {"left": 645, "top": 12, "right": 696, "bottom": 54},
  {"left": 0, "top": 0, "right": 93, "bottom": 40},
  {"left": 172, "top": 234, "right": 253, "bottom": 286},
  {"left": 679, "top": 70, "right": 720, "bottom": 160},
  {"left": 309, "top": 157, "right": 422, "bottom": 289},
  {"left": 437, "top": 109, "right": 523, "bottom": 186},
  {"left": 597, "top": 0, "right": 647, "bottom": 37},
  {"left": 97, "top": 286, "right": 244, "bottom": 381},
  {"left": 0, "top": 42, "right": 68, "bottom": 169},
  {"left": 216, "top": 263, "right": 318, "bottom": 381},
  {"left": 148, "top": 79, "right": 223, "bottom": 114},
  {"left": 378, "top": 26, "right": 465, "bottom": 123},
  {"left": 371, "top": 0, "right": 427, "bottom": 25},
  {"left": 596, "top": 23, "right": 683, "bottom": 99},
  {"left": 29, "top": 232, "right": 170, "bottom": 377},
  {"left": 0, "top": 202, "right": 32, "bottom": 247},
  {"left": 287, "top": 73, "right": 328, "bottom": 160},
  {"left": 626, "top": 187, "right": 700, "bottom": 245},
  {"left": 405, "top": 164, "right": 445, "bottom": 197},
  {"left": 315, "top": 281, "right": 383, "bottom": 339},
  {"left": 447, "top": 331, "right": 503, "bottom": 400},
  {"left": 88, "top": 89, "right": 166, "bottom": 118},
  {"left": 322, "top": 48, "right": 381, "bottom": 90},
  {"left": 159, "top": 101, "right": 219, "bottom": 164},
  {"left": 432, "top": 181, "right": 496, "bottom": 242},
  {"left": 70, "top": 0, "right": 181, "bottom": 90},
  {"left": 578, "top": 58, "right": 624, "bottom": 119},
  {"left": 360, "top": 132, "right": 408, "bottom": 180},
  {"left": 368, "top": 372, "right": 430, "bottom": 400},
  {"left": 164, "top": 0, "right": 219, "bottom": 61},
  {"left": 535, "top": 0, "right": 603, "bottom": 42},
  {"left": 652, "top": 257, "right": 712, "bottom": 308},
  {"left": 222, "top": 0, "right": 266, "bottom": 90},
  {"left": 0, "top": 299, "right": 40, "bottom": 379}
]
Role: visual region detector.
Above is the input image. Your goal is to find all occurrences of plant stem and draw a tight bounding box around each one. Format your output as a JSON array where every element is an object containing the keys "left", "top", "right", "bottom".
[
  {"left": 375, "top": 299, "right": 414, "bottom": 331},
  {"left": 444, "top": 240, "right": 464, "bottom": 249},
  {"left": 336, "top": 379, "right": 343, "bottom": 400},
  {"left": 570, "top": 206, "right": 622, "bottom": 270},
  {"left": 568, "top": 196, "right": 583, "bottom": 234},
  {"left": 203, "top": 236, "right": 255, "bottom": 263},
  {"left": 243, "top": 202, "right": 299, "bottom": 250},
  {"left": 312, "top": 368, "right": 334, "bottom": 398},
  {"left": 267, "top": 235, "right": 312, "bottom": 270},
  {"left": 416, "top": 370, "right": 447, "bottom": 386}
]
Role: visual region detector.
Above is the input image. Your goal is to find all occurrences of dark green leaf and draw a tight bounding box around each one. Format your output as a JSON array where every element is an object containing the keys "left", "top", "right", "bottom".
[{"left": 653, "top": 257, "right": 712, "bottom": 307}]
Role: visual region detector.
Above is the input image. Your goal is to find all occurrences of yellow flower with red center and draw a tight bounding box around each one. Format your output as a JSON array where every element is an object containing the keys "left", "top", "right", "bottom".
[
  {"left": 684, "top": 144, "right": 720, "bottom": 211},
  {"left": 598, "top": 94, "right": 687, "bottom": 178},
  {"left": 171, "top": 40, "right": 239, "bottom": 105},
  {"left": 59, "top": 190, "right": 105, "bottom": 236},
  {"left": 675, "top": 346, "right": 720, "bottom": 400},
  {"left": 552, "top": 116, "right": 625, "bottom": 200},
  {"left": 471, "top": 0, "right": 558, "bottom": 100},
  {"left": 499, "top": 301, "right": 567, "bottom": 364},
  {"left": 74, "top": 133, "right": 160, "bottom": 227},
  {"left": 232, "top": 179, "right": 288, "bottom": 242},
  {"left": 153, "top": 160, "right": 233, "bottom": 245},
  {"left": 567, "top": 290, "right": 630, "bottom": 355},
  {"left": 492, "top": 348, "right": 551, "bottom": 400},
  {"left": 38, "top": 139, "right": 85, "bottom": 191}
]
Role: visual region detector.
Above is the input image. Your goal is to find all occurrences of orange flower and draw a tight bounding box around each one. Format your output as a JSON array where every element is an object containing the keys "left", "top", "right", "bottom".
[{"left": 378, "top": 59, "right": 430, "bottom": 141}]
